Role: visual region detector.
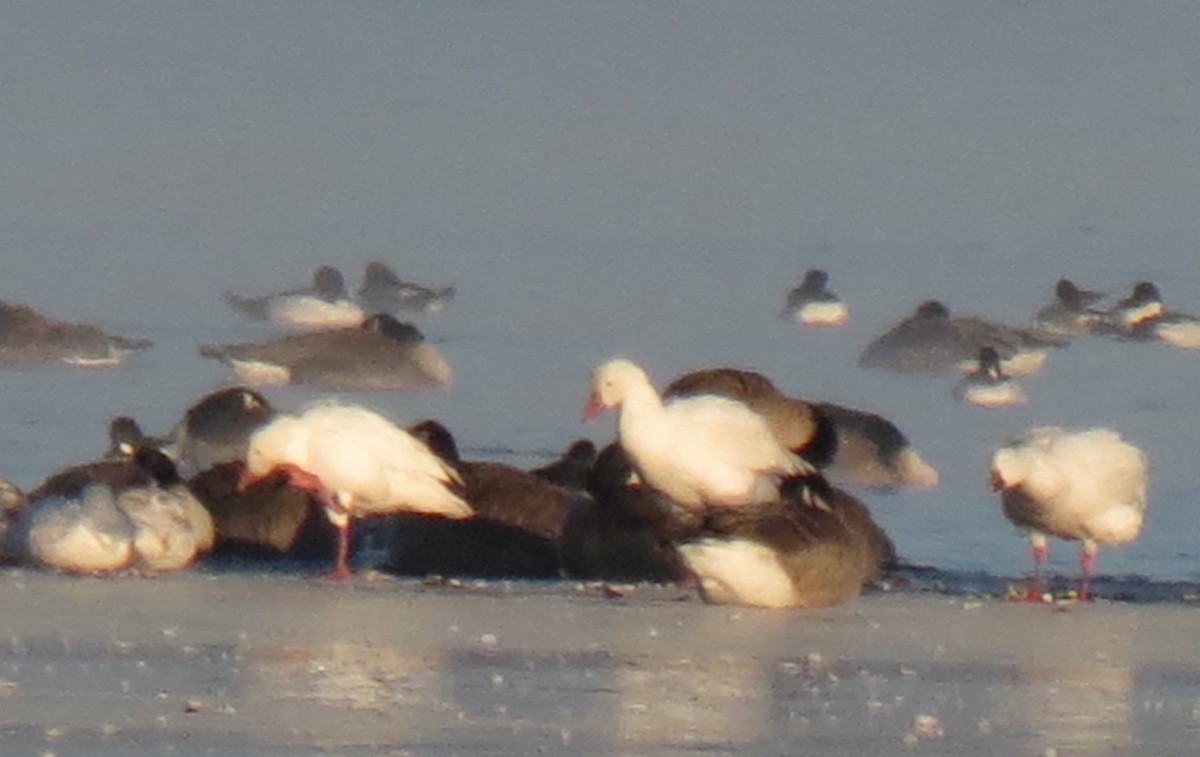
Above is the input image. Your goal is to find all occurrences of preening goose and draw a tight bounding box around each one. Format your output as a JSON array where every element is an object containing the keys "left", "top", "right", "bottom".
[{"left": 241, "top": 401, "right": 472, "bottom": 579}]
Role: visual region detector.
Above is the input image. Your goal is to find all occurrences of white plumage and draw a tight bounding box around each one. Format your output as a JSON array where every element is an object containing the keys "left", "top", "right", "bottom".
[
  {"left": 244, "top": 401, "right": 472, "bottom": 578},
  {"left": 990, "top": 426, "right": 1148, "bottom": 600},
  {"left": 585, "top": 359, "right": 812, "bottom": 510}
]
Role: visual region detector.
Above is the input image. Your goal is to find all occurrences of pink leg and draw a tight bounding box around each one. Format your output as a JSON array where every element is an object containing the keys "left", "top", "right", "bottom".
[
  {"left": 315, "top": 490, "right": 354, "bottom": 581},
  {"left": 1022, "top": 539, "right": 1049, "bottom": 603},
  {"left": 1080, "top": 545, "right": 1098, "bottom": 602},
  {"left": 329, "top": 519, "right": 353, "bottom": 581}
]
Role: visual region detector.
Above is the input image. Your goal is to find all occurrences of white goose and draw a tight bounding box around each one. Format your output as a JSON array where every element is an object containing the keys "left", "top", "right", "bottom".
[
  {"left": 989, "top": 426, "right": 1148, "bottom": 601},
  {"left": 584, "top": 359, "right": 815, "bottom": 510},
  {"left": 241, "top": 401, "right": 472, "bottom": 579}
]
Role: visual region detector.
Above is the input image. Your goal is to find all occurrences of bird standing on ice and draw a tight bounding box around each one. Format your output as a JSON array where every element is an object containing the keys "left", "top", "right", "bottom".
[
  {"left": 989, "top": 426, "right": 1148, "bottom": 601},
  {"left": 241, "top": 401, "right": 472, "bottom": 579},
  {"left": 584, "top": 358, "right": 817, "bottom": 510}
]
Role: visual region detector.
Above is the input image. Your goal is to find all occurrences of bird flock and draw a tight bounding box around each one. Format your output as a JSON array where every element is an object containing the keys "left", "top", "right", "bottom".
[{"left": 0, "top": 264, "right": 1179, "bottom": 609}]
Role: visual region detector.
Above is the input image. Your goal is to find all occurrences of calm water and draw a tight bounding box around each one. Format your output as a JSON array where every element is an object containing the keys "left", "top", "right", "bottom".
[{"left": 2, "top": 2, "right": 1199, "bottom": 584}]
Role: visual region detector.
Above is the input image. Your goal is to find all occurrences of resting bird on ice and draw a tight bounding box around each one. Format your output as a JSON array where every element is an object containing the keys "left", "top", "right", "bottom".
[
  {"left": 241, "top": 401, "right": 472, "bottom": 579},
  {"left": 954, "top": 346, "right": 1027, "bottom": 408},
  {"left": 167, "top": 386, "right": 276, "bottom": 477},
  {"left": 584, "top": 358, "right": 817, "bottom": 510},
  {"left": 989, "top": 426, "right": 1148, "bottom": 601},
  {"left": 663, "top": 366, "right": 939, "bottom": 490},
  {"left": 663, "top": 367, "right": 837, "bottom": 468},
  {"left": 356, "top": 261, "right": 457, "bottom": 314},
  {"left": 1033, "top": 278, "right": 1108, "bottom": 338},
  {"left": 223, "top": 265, "right": 365, "bottom": 330},
  {"left": 199, "top": 314, "right": 452, "bottom": 391},
  {"left": 780, "top": 269, "right": 849, "bottom": 327}
]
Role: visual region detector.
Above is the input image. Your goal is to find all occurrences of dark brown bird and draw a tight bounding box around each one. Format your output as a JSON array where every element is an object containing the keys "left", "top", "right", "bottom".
[
  {"left": 558, "top": 443, "right": 695, "bottom": 583},
  {"left": 386, "top": 420, "right": 578, "bottom": 578},
  {"left": 530, "top": 439, "right": 597, "bottom": 491},
  {"left": 188, "top": 461, "right": 337, "bottom": 559}
]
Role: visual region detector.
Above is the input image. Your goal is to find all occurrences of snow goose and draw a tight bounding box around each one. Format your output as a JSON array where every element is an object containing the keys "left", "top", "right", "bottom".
[
  {"left": 990, "top": 426, "right": 1148, "bottom": 601},
  {"left": 1033, "top": 279, "right": 1108, "bottom": 337},
  {"left": 954, "top": 346, "right": 1027, "bottom": 408},
  {"left": 386, "top": 420, "right": 570, "bottom": 578},
  {"left": 859, "top": 300, "right": 1063, "bottom": 376},
  {"left": 199, "top": 314, "right": 452, "bottom": 390},
  {"left": 241, "top": 401, "right": 472, "bottom": 579},
  {"left": 357, "top": 261, "right": 457, "bottom": 314},
  {"left": 167, "top": 386, "right": 275, "bottom": 476},
  {"left": 781, "top": 268, "right": 849, "bottom": 326},
  {"left": 223, "top": 265, "right": 365, "bottom": 330},
  {"left": 677, "top": 475, "right": 895, "bottom": 609},
  {"left": 584, "top": 359, "right": 818, "bottom": 510},
  {"left": 663, "top": 367, "right": 837, "bottom": 467},
  {"left": 0, "top": 300, "right": 152, "bottom": 367}
]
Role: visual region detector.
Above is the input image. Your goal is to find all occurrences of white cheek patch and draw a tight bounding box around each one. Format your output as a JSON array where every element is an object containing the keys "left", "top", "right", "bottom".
[{"left": 678, "top": 538, "right": 799, "bottom": 609}]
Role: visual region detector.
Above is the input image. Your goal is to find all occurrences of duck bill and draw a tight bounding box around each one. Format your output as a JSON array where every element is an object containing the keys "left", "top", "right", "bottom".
[{"left": 582, "top": 393, "right": 608, "bottom": 422}]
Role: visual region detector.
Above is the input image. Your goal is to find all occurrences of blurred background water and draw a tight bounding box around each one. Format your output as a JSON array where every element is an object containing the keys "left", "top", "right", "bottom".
[{"left": 1, "top": 1, "right": 1198, "bottom": 583}]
